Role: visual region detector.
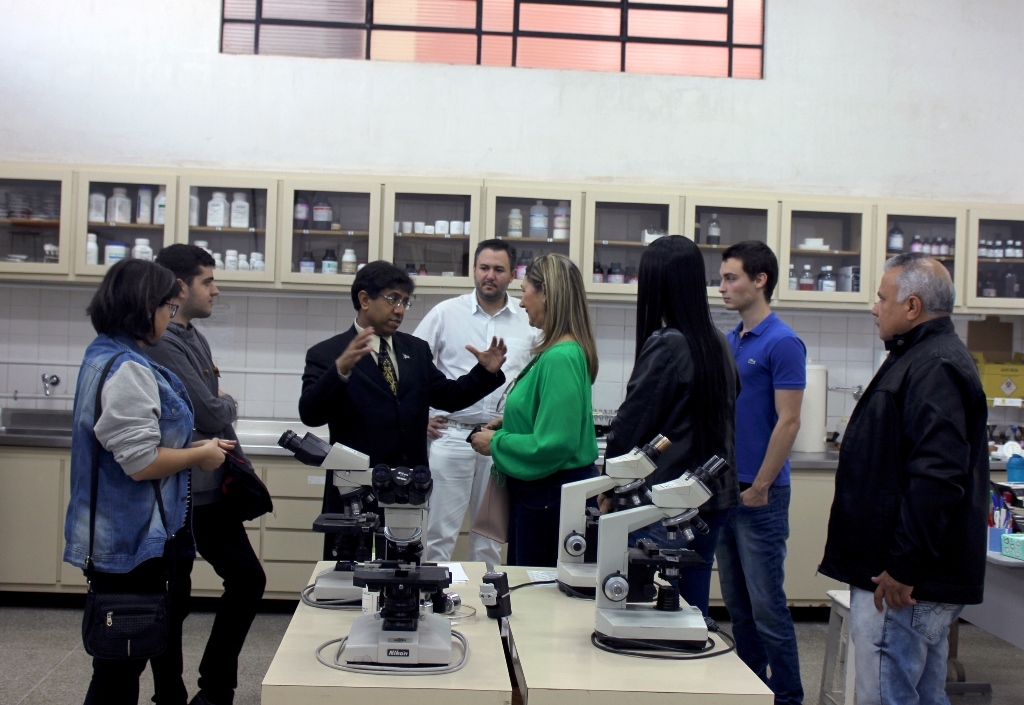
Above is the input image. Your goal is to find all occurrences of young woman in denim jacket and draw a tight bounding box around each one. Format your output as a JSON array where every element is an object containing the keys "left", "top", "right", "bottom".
[{"left": 63, "top": 259, "right": 233, "bottom": 705}]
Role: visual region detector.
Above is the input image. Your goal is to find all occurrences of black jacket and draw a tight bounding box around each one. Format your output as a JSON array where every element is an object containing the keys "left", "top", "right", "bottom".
[
  {"left": 607, "top": 328, "right": 740, "bottom": 514},
  {"left": 299, "top": 325, "right": 505, "bottom": 512},
  {"left": 818, "top": 317, "right": 989, "bottom": 605}
]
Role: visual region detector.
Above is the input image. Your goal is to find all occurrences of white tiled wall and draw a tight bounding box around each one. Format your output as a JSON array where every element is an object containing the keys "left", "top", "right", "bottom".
[{"left": 1, "top": 283, "right": 1020, "bottom": 437}]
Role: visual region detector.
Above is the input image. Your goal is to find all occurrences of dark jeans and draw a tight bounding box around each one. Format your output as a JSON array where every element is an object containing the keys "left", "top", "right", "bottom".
[
  {"left": 628, "top": 508, "right": 729, "bottom": 617},
  {"left": 84, "top": 550, "right": 194, "bottom": 705},
  {"left": 191, "top": 501, "right": 266, "bottom": 705},
  {"left": 507, "top": 464, "right": 598, "bottom": 567}
]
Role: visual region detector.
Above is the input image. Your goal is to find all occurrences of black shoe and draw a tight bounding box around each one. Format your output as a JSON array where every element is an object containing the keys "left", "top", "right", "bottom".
[{"left": 188, "top": 692, "right": 229, "bottom": 705}]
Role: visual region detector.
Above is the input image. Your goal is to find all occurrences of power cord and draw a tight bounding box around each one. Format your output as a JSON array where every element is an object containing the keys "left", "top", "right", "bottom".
[
  {"left": 508, "top": 579, "right": 556, "bottom": 591},
  {"left": 315, "top": 630, "right": 470, "bottom": 675},
  {"left": 557, "top": 581, "right": 596, "bottom": 600},
  {"left": 300, "top": 584, "right": 361, "bottom": 610},
  {"left": 590, "top": 618, "right": 737, "bottom": 660}
]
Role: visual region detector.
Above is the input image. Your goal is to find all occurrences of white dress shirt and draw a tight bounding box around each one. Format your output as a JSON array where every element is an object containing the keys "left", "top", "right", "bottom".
[{"left": 338, "top": 319, "right": 398, "bottom": 382}]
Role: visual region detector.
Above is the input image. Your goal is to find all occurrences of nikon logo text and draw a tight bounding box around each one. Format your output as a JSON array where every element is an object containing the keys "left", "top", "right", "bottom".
[{"left": 387, "top": 649, "right": 410, "bottom": 657}]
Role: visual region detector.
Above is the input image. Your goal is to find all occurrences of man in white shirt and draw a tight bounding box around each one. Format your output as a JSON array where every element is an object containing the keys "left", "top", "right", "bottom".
[{"left": 414, "top": 239, "right": 539, "bottom": 566}]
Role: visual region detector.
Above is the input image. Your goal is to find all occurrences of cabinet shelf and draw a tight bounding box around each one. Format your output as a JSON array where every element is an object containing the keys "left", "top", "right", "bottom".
[
  {"left": 887, "top": 250, "right": 955, "bottom": 262},
  {"left": 496, "top": 236, "right": 570, "bottom": 244},
  {"left": 1, "top": 218, "right": 60, "bottom": 228},
  {"left": 86, "top": 222, "right": 165, "bottom": 230},
  {"left": 295, "top": 229, "right": 369, "bottom": 237},
  {"left": 594, "top": 239, "right": 647, "bottom": 248},
  {"left": 395, "top": 233, "right": 469, "bottom": 241},
  {"left": 189, "top": 226, "right": 265, "bottom": 233},
  {"left": 789, "top": 249, "right": 861, "bottom": 257},
  {"left": 978, "top": 257, "right": 1024, "bottom": 264}
]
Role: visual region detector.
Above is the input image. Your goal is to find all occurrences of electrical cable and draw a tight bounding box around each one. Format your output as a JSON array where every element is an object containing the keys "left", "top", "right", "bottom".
[
  {"left": 557, "top": 581, "right": 596, "bottom": 600},
  {"left": 300, "top": 584, "right": 361, "bottom": 610},
  {"left": 508, "top": 579, "right": 556, "bottom": 591},
  {"left": 315, "top": 629, "right": 470, "bottom": 675},
  {"left": 590, "top": 623, "right": 736, "bottom": 661},
  {"left": 444, "top": 604, "right": 477, "bottom": 620}
]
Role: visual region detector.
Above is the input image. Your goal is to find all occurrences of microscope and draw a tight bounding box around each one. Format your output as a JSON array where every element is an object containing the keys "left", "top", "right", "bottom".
[
  {"left": 556, "top": 435, "right": 670, "bottom": 595},
  {"left": 593, "top": 455, "right": 728, "bottom": 649}
]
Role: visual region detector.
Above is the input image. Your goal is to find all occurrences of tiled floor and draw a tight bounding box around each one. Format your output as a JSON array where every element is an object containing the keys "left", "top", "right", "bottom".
[{"left": 1, "top": 603, "right": 1022, "bottom": 705}]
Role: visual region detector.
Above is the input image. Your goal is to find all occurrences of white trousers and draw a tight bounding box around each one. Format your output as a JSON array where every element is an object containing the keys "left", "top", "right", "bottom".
[{"left": 423, "top": 426, "right": 502, "bottom": 567}]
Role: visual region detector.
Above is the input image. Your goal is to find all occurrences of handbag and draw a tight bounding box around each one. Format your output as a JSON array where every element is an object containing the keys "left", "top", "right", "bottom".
[
  {"left": 471, "top": 468, "right": 510, "bottom": 544},
  {"left": 220, "top": 449, "right": 273, "bottom": 521},
  {"left": 81, "top": 352, "right": 172, "bottom": 660}
]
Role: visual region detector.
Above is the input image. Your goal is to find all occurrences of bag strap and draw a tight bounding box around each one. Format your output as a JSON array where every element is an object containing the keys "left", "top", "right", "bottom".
[{"left": 85, "top": 352, "right": 169, "bottom": 579}]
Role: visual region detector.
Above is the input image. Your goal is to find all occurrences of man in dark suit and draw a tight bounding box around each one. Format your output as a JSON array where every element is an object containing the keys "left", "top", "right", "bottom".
[{"left": 299, "top": 261, "right": 507, "bottom": 558}]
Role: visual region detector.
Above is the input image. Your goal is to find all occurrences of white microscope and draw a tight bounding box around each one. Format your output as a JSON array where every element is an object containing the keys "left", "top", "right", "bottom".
[
  {"left": 556, "top": 435, "right": 671, "bottom": 594},
  {"left": 593, "top": 455, "right": 728, "bottom": 649}
]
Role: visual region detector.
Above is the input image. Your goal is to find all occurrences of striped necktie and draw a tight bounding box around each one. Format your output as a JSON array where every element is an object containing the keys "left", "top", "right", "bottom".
[{"left": 379, "top": 338, "right": 397, "bottom": 395}]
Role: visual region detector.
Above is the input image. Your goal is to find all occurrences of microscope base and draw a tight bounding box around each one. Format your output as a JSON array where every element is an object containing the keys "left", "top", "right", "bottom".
[
  {"left": 556, "top": 561, "right": 597, "bottom": 588},
  {"left": 595, "top": 604, "right": 708, "bottom": 648},
  {"left": 345, "top": 613, "right": 453, "bottom": 666},
  {"left": 313, "top": 564, "right": 364, "bottom": 602}
]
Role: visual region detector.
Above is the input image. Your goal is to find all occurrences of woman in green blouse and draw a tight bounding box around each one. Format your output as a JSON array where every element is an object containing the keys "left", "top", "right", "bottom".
[{"left": 471, "top": 253, "right": 599, "bottom": 566}]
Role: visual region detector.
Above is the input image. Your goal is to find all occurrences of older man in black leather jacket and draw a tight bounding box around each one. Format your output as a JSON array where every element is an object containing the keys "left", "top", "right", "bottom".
[{"left": 819, "top": 253, "right": 988, "bottom": 705}]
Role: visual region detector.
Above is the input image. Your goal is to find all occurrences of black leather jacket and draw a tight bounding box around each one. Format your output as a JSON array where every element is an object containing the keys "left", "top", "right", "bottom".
[
  {"left": 607, "top": 327, "right": 740, "bottom": 514},
  {"left": 818, "top": 317, "right": 989, "bottom": 605}
]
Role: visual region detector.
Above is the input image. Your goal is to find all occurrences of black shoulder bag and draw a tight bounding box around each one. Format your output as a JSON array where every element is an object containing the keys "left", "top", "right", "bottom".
[
  {"left": 220, "top": 449, "right": 273, "bottom": 521},
  {"left": 81, "top": 352, "right": 172, "bottom": 660}
]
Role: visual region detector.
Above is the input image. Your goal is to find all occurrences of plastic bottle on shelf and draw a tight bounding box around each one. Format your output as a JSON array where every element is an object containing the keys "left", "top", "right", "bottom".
[
  {"left": 107, "top": 188, "right": 132, "bottom": 224},
  {"left": 153, "top": 187, "right": 167, "bottom": 225},
  {"left": 132, "top": 238, "right": 153, "bottom": 261},
  {"left": 922, "top": 238, "right": 932, "bottom": 255},
  {"left": 515, "top": 251, "right": 532, "bottom": 280},
  {"left": 981, "top": 271, "right": 998, "bottom": 297},
  {"left": 788, "top": 263, "right": 797, "bottom": 290},
  {"left": 593, "top": 261, "right": 605, "bottom": 283},
  {"left": 994, "top": 240, "right": 1005, "bottom": 259},
  {"left": 88, "top": 191, "right": 106, "bottom": 223},
  {"left": 136, "top": 187, "right": 153, "bottom": 225},
  {"left": 607, "top": 263, "right": 626, "bottom": 284},
  {"left": 938, "top": 237, "right": 949, "bottom": 256},
  {"left": 251, "top": 252, "right": 265, "bottom": 271},
  {"left": 294, "top": 194, "right": 310, "bottom": 231},
  {"left": 1003, "top": 270, "right": 1018, "bottom": 298},
  {"left": 406, "top": 263, "right": 418, "bottom": 278},
  {"left": 299, "top": 251, "right": 316, "bottom": 274},
  {"left": 341, "top": 248, "right": 357, "bottom": 274},
  {"left": 238, "top": 253, "right": 250, "bottom": 271},
  {"left": 529, "top": 200, "right": 548, "bottom": 238},
  {"left": 887, "top": 223, "right": 904, "bottom": 252},
  {"left": 978, "top": 240, "right": 988, "bottom": 258},
  {"left": 86, "top": 233, "right": 99, "bottom": 265},
  {"left": 626, "top": 266, "right": 638, "bottom": 284},
  {"left": 706, "top": 213, "right": 721, "bottom": 246},
  {"left": 322, "top": 249, "right": 338, "bottom": 274},
  {"left": 207, "top": 191, "right": 229, "bottom": 227},
  {"left": 312, "top": 193, "right": 333, "bottom": 230},
  {"left": 213, "top": 253, "right": 224, "bottom": 270},
  {"left": 104, "top": 241, "right": 128, "bottom": 265},
  {"left": 817, "top": 265, "right": 836, "bottom": 292},
  {"left": 507, "top": 208, "right": 523, "bottom": 238},
  {"left": 194, "top": 240, "right": 211, "bottom": 254},
  {"left": 230, "top": 192, "right": 250, "bottom": 229},
  {"left": 798, "top": 264, "right": 815, "bottom": 291},
  {"left": 224, "top": 250, "right": 239, "bottom": 270},
  {"left": 909, "top": 234, "right": 923, "bottom": 253},
  {"left": 189, "top": 187, "right": 200, "bottom": 226},
  {"left": 1015, "top": 241, "right": 1023, "bottom": 258},
  {"left": 553, "top": 201, "right": 570, "bottom": 240}
]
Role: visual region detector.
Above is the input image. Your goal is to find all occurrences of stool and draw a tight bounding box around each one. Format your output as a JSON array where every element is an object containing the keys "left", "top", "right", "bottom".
[{"left": 819, "top": 589, "right": 855, "bottom": 705}]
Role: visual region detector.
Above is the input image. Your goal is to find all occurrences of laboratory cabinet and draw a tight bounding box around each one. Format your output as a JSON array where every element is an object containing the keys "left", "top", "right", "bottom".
[
  {"left": 966, "top": 206, "right": 1024, "bottom": 309},
  {"left": 0, "top": 165, "right": 74, "bottom": 277},
  {"left": 0, "top": 449, "right": 64, "bottom": 588}
]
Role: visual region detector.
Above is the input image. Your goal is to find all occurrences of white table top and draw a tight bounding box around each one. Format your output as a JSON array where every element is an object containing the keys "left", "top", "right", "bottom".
[
  {"left": 261, "top": 561, "right": 512, "bottom": 705},
  {"left": 501, "top": 566, "right": 773, "bottom": 705}
]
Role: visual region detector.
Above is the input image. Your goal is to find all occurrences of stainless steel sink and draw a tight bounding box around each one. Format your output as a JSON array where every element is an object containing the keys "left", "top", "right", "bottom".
[{"left": 0, "top": 408, "right": 73, "bottom": 436}]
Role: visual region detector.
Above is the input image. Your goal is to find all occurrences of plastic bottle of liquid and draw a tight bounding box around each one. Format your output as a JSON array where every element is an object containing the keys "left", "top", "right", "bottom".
[
  {"left": 86, "top": 233, "right": 99, "bottom": 265},
  {"left": 189, "top": 187, "right": 201, "bottom": 227},
  {"left": 593, "top": 261, "right": 605, "bottom": 283},
  {"left": 322, "top": 249, "right": 338, "bottom": 274},
  {"left": 979, "top": 240, "right": 988, "bottom": 258},
  {"left": 294, "top": 194, "right": 310, "bottom": 231},
  {"left": 818, "top": 265, "right": 836, "bottom": 292},
  {"left": 132, "top": 238, "right": 153, "bottom": 261},
  {"left": 312, "top": 193, "right": 333, "bottom": 231},
  {"left": 994, "top": 240, "right": 1005, "bottom": 259},
  {"left": 207, "top": 192, "right": 229, "bottom": 227},
  {"left": 788, "top": 263, "right": 797, "bottom": 290},
  {"left": 238, "top": 253, "right": 250, "bottom": 271},
  {"left": 553, "top": 201, "right": 570, "bottom": 240},
  {"left": 887, "top": 223, "right": 904, "bottom": 252},
  {"left": 224, "top": 249, "right": 239, "bottom": 270},
  {"left": 507, "top": 208, "right": 523, "bottom": 238},
  {"left": 194, "top": 240, "right": 211, "bottom": 254},
  {"left": 107, "top": 188, "right": 132, "bottom": 224},
  {"left": 515, "top": 251, "right": 532, "bottom": 280},
  {"left": 529, "top": 200, "right": 548, "bottom": 238},
  {"left": 230, "top": 192, "right": 250, "bottom": 229},
  {"left": 909, "top": 234, "right": 923, "bottom": 253},
  {"left": 341, "top": 248, "right": 358, "bottom": 274},
  {"left": 706, "top": 214, "right": 721, "bottom": 246},
  {"left": 213, "top": 253, "right": 224, "bottom": 270},
  {"left": 136, "top": 187, "right": 153, "bottom": 225},
  {"left": 299, "top": 252, "right": 316, "bottom": 274},
  {"left": 1007, "top": 454, "right": 1024, "bottom": 483},
  {"left": 607, "top": 263, "right": 626, "bottom": 284},
  {"left": 104, "top": 241, "right": 128, "bottom": 265},
  {"left": 88, "top": 192, "right": 106, "bottom": 222},
  {"left": 251, "top": 252, "right": 265, "bottom": 271},
  {"left": 798, "top": 264, "right": 815, "bottom": 291},
  {"left": 153, "top": 187, "right": 167, "bottom": 225}
]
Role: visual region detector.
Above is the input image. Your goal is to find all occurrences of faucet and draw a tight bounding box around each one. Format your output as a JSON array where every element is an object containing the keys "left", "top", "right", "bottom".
[{"left": 41, "top": 373, "right": 60, "bottom": 396}]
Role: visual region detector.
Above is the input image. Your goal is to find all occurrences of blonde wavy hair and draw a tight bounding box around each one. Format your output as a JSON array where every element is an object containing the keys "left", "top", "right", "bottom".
[{"left": 524, "top": 253, "right": 599, "bottom": 382}]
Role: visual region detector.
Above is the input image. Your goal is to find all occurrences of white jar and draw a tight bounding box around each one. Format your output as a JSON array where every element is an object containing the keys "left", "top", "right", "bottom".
[
  {"left": 104, "top": 241, "right": 128, "bottom": 265},
  {"left": 224, "top": 249, "right": 239, "bottom": 270},
  {"left": 132, "top": 238, "right": 153, "bottom": 261},
  {"left": 507, "top": 208, "right": 523, "bottom": 237},
  {"left": 230, "top": 192, "right": 250, "bottom": 229},
  {"left": 553, "top": 201, "right": 570, "bottom": 240},
  {"left": 153, "top": 187, "right": 167, "bottom": 225},
  {"left": 341, "top": 248, "right": 358, "bottom": 274},
  {"left": 86, "top": 233, "right": 99, "bottom": 265},
  {"left": 189, "top": 187, "right": 200, "bottom": 227},
  {"left": 136, "top": 187, "right": 153, "bottom": 225},
  {"left": 107, "top": 188, "right": 131, "bottom": 224},
  {"left": 207, "top": 191, "right": 229, "bottom": 227},
  {"left": 529, "top": 200, "right": 548, "bottom": 238},
  {"left": 238, "top": 253, "right": 250, "bottom": 271},
  {"left": 450, "top": 220, "right": 464, "bottom": 235},
  {"left": 251, "top": 252, "right": 265, "bottom": 271},
  {"left": 213, "top": 253, "right": 224, "bottom": 270},
  {"left": 88, "top": 192, "right": 106, "bottom": 222}
]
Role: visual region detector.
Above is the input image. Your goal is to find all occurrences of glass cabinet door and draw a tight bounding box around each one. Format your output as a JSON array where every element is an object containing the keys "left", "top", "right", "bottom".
[
  {"left": 382, "top": 181, "right": 481, "bottom": 287},
  {"left": 876, "top": 204, "right": 966, "bottom": 308},
  {"left": 779, "top": 200, "right": 873, "bottom": 303},
  {"left": 0, "top": 168, "right": 72, "bottom": 276},
  {"left": 177, "top": 175, "right": 277, "bottom": 283},
  {"left": 967, "top": 207, "right": 1024, "bottom": 308},
  {"left": 74, "top": 172, "right": 177, "bottom": 276},
  {"left": 683, "top": 194, "right": 779, "bottom": 296},
  {"left": 583, "top": 191, "right": 680, "bottom": 295},
  {"left": 280, "top": 179, "right": 381, "bottom": 285},
  {"left": 484, "top": 183, "right": 582, "bottom": 290}
]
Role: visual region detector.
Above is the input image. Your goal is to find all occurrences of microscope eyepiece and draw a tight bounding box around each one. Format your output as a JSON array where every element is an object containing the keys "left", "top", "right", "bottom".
[
  {"left": 372, "top": 464, "right": 395, "bottom": 504},
  {"left": 278, "top": 430, "right": 331, "bottom": 466}
]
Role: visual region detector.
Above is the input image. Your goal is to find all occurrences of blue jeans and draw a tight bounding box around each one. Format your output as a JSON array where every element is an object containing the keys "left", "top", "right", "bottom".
[
  {"left": 716, "top": 485, "right": 803, "bottom": 705},
  {"left": 507, "top": 464, "right": 599, "bottom": 567},
  {"left": 629, "top": 508, "right": 729, "bottom": 617},
  {"left": 850, "top": 586, "right": 963, "bottom": 705}
]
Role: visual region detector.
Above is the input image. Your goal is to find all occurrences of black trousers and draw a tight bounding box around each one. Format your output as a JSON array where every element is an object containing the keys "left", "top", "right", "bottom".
[
  {"left": 191, "top": 501, "right": 266, "bottom": 705},
  {"left": 84, "top": 551, "right": 194, "bottom": 705}
]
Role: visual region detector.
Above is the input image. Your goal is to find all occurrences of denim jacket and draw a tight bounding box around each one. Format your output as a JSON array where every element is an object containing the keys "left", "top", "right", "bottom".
[{"left": 63, "top": 333, "right": 195, "bottom": 573}]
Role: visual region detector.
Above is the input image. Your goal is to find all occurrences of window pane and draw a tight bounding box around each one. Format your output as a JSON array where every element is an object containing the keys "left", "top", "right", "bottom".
[
  {"left": 259, "top": 25, "right": 365, "bottom": 58},
  {"left": 224, "top": 0, "right": 256, "bottom": 20},
  {"left": 374, "top": 0, "right": 478, "bottom": 29},
  {"left": 517, "top": 37, "right": 621, "bottom": 71},
  {"left": 628, "top": 10, "right": 727, "bottom": 42},
  {"left": 262, "top": 0, "right": 366, "bottom": 23},
  {"left": 731, "top": 47, "right": 761, "bottom": 78},
  {"left": 372, "top": 30, "right": 478, "bottom": 64},
  {"left": 482, "top": 0, "right": 513, "bottom": 33},
  {"left": 732, "top": 0, "right": 763, "bottom": 45},
  {"left": 482, "top": 34, "right": 513, "bottom": 65},
  {"left": 222, "top": 22, "right": 256, "bottom": 54},
  {"left": 625, "top": 43, "right": 728, "bottom": 76},
  {"left": 519, "top": 5, "right": 621, "bottom": 38}
]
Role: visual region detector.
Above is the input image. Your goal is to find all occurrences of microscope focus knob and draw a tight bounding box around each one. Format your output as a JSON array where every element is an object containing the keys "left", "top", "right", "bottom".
[
  {"left": 602, "top": 574, "right": 629, "bottom": 602},
  {"left": 564, "top": 532, "right": 587, "bottom": 557}
]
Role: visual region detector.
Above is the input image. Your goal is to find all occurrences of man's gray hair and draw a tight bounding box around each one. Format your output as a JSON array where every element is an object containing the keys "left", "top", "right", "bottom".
[{"left": 884, "top": 253, "right": 955, "bottom": 313}]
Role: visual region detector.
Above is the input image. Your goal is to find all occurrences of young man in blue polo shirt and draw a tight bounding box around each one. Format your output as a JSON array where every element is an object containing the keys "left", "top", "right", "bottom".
[{"left": 718, "top": 241, "right": 806, "bottom": 705}]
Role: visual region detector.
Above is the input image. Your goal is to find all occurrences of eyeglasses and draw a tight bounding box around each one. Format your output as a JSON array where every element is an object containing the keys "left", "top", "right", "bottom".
[
  {"left": 380, "top": 293, "right": 413, "bottom": 310},
  {"left": 495, "top": 376, "right": 519, "bottom": 414},
  {"left": 165, "top": 303, "right": 179, "bottom": 317}
]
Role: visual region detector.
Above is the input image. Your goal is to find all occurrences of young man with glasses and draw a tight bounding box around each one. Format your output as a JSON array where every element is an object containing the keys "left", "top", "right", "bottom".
[
  {"left": 413, "top": 239, "right": 539, "bottom": 568},
  {"left": 299, "top": 260, "right": 509, "bottom": 560}
]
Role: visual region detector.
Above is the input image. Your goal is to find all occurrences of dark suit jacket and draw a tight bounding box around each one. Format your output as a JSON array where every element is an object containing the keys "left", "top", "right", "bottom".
[{"left": 299, "top": 325, "right": 505, "bottom": 513}]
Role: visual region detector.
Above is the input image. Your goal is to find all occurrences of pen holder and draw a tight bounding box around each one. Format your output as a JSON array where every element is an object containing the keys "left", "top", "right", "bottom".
[{"left": 989, "top": 527, "right": 1011, "bottom": 552}]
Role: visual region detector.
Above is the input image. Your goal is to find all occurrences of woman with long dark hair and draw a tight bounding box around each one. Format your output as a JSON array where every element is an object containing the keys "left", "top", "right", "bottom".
[{"left": 605, "top": 235, "right": 739, "bottom": 615}]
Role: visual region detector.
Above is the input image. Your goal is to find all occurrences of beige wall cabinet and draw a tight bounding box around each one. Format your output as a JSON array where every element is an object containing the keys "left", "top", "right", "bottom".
[
  {"left": 0, "top": 165, "right": 74, "bottom": 278},
  {"left": 0, "top": 449, "right": 65, "bottom": 588},
  {"left": 966, "top": 206, "right": 1024, "bottom": 309},
  {"left": 261, "top": 458, "right": 326, "bottom": 596}
]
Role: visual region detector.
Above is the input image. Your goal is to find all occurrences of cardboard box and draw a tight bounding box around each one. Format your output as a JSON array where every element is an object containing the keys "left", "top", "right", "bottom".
[
  {"left": 1002, "top": 533, "right": 1024, "bottom": 561},
  {"left": 968, "top": 319, "right": 1024, "bottom": 400}
]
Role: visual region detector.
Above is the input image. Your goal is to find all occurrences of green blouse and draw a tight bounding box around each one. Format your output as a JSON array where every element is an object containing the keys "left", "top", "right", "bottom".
[{"left": 490, "top": 340, "right": 598, "bottom": 481}]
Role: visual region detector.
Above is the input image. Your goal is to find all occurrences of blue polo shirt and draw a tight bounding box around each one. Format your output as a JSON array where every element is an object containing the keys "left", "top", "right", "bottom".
[{"left": 728, "top": 313, "right": 806, "bottom": 487}]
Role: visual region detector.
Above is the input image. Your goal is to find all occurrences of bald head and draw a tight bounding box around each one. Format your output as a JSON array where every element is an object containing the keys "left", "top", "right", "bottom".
[{"left": 884, "top": 253, "right": 956, "bottom": 315}]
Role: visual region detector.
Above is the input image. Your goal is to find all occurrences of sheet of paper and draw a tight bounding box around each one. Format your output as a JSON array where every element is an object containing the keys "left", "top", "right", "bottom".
[
  {"left": 526, "top": 570, "right": 557, "bottom": 582},
  {"left": 437, "top": 562, "right": 469, "bottom": 584}
]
